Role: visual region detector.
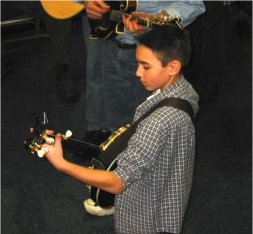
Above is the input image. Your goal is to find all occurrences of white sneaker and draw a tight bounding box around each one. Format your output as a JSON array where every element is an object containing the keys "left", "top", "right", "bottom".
[{"left": 83, "top": 198, "right": 115, "bottom": 216}]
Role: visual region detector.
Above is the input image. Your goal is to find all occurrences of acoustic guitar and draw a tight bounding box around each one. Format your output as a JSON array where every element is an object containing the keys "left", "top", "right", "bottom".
[
  {"left": 40, "top": 1, "right": 85, "bottom": 20},
  {"left": 40, "top": 0, "right": 137, "bottom": 39},
  {"left": 40, "top": 0, "right": 135, "bottom": 20},
  {"left": 40, "top": 0, "right": 179, "bottom": 40}
]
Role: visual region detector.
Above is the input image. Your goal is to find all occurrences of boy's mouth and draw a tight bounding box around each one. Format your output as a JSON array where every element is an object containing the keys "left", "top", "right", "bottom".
[{"left": 140, "top": 81, "right": 146, "bottom": 86}]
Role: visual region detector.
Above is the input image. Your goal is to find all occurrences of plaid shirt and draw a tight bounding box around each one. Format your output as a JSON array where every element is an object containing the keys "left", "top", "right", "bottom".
[{"left": 114, "top": 77, "right": 199, "bottom": 234}]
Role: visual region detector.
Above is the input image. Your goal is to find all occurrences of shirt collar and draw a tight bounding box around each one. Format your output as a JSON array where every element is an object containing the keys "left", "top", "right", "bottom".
[{"left": 146, "top": 89, "right": 161, "bottom": 101}]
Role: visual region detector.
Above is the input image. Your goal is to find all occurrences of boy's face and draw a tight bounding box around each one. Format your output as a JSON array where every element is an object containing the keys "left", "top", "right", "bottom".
[{"left": 135, "top": 44, "right": 180, "bottom": 91}]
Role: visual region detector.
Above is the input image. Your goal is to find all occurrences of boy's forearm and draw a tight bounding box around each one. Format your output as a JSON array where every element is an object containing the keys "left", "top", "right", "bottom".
[{"left": 60, "top": 161, "right": 124, "bottom": 195}]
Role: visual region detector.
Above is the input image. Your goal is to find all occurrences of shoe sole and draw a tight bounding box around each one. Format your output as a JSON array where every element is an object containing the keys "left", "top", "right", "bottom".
[{"left": 83, "top": 199, "right": 115, "bottom": 216}]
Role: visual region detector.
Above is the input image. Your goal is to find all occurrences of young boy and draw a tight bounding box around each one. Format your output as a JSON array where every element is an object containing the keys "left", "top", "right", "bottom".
[{"left": 43, "top": 24, "right": 199, "bottom": 234}]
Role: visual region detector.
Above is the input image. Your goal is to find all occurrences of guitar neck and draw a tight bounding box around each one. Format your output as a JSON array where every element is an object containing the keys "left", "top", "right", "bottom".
[
  {"left": 64, "top": 137, "right": 101, "bottom": 152},
  {"left": 48, "top": 134, "right": 101, "bottom": 154},
  {"left": 110, "top": 10, "right": 151, "bottom": 28}
]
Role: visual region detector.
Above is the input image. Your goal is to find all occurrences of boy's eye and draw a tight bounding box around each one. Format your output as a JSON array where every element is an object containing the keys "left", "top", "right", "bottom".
[{"left": 143, "top": 65, "right": 150, "bottom": 70}]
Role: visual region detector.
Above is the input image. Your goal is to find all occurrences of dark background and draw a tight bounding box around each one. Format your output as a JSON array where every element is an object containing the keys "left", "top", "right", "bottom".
[{"left": 1, "top": 1, "right": 252, "bottom": 234}]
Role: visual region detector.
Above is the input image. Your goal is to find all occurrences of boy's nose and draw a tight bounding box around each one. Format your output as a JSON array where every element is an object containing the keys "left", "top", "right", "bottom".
[{"left": 136, "top": 65, "right": 142, "bottom": 78}]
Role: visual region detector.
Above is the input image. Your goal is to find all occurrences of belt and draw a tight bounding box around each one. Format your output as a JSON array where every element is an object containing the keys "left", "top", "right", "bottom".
[{"left": 116, "top": 43, "right": 136, "bottom": 50}]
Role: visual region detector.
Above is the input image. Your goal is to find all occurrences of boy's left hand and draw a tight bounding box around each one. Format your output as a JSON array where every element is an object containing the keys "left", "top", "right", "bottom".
[{"left": 42, "top": 133, "right": 67, "bottom": 172}]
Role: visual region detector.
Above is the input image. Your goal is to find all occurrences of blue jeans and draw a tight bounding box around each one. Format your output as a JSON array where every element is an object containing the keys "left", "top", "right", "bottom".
[{"left": 83, "top": 17, "right": 148, "bottom": 132}]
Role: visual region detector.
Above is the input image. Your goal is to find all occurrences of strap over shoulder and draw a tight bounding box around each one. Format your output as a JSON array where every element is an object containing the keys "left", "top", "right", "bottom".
[{"left": 135, "top": 97, "right": 195, "bottom": 125}]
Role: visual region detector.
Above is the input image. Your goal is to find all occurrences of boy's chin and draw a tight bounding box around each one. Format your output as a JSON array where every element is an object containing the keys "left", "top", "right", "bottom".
[
  {"left": 143, "top": 85, "right": 154, "bottom": 91},
  {"left": 142, "top": 83, "right": 158, "bottom": 92},
  {"left": 146, "top": 87, "right": 156, "bottom": 92}
]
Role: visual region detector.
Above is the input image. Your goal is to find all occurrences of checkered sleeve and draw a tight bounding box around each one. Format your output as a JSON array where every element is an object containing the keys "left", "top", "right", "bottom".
[{"left": 114, "top": 110, "right": 167, "bottom": 188}]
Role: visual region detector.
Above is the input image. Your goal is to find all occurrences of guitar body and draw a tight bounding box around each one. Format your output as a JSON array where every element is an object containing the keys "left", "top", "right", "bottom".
[
  {"left": 40, "top": 0, "right": 175, "bottom": 40},
  {"left": 40, "top": 1, "right": 85, "bottom": 20},
  {"left": 40, "top": 0, "right": 137, "bottom": 39},
  {"left": 89, "top": 124, "right": 131, "bottom": 208},
  {"left": 90, "top": 157, "right": 117, "bottom": 207},
  {"left": 89, "top": 0, "right": 137, "bottom": 40}
]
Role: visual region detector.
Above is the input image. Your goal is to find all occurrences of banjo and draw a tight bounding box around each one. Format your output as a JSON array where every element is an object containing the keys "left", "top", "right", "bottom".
[{"left": 24, "top": 111, "right": 129, "bottom": 208}]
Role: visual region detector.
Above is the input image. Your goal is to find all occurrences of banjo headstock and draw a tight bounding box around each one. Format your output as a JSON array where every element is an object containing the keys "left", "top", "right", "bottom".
[{"left": 24, "top": 112, "right": 72, "bottom": 158}]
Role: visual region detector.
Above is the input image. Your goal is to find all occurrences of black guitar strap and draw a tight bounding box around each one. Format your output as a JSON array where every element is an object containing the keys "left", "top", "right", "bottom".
[
  {"left": 134, "top": 97, "right": 194, "bottom": 125},
  {"left": 97, "top": 97, "right": 194, "bottom": 169}
]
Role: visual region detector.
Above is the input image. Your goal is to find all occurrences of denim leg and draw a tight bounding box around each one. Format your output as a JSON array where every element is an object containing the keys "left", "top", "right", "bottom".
[
  {"left": 83, "top": 16, "right": 107, "bottom": 131},
  {"left": 83, "top": 16, "right": 148, "bottom": 131},
  {"left": 103, "top": 43, "right": 148, "bottom": 131}
]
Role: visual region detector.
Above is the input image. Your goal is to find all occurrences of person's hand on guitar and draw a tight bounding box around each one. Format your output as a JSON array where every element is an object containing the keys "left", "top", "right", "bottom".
[
  {"left": 28, "top": 127, "right": 66, "bottom": 171},
  {"left": 122, "top": 12, "right": 149, "bottom": 33},
  {"left": 85, "top": 0, "right": 110, "bottom": 19},
  {"left": 122, "top": 11, "right": 173, "bottom": 34},
  {"left": 41, "top": 132, "right": 68, "bottom": 172}
]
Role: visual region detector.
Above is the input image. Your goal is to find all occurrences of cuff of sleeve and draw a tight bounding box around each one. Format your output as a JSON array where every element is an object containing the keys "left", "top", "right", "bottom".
[
  {"left": 162, "top": 8, "right": 180, "bottom": 21},
  {"left": 113, "top": 167, "right": 130, "bottom": 189}
]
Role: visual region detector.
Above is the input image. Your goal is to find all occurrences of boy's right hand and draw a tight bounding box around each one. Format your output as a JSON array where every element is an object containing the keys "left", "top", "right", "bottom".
[
  {"left": 122, "top": 12, "right": 148, "bottom": 33},
  {"left": 85, "top": 0, "right": 110, "bottom": 19}
]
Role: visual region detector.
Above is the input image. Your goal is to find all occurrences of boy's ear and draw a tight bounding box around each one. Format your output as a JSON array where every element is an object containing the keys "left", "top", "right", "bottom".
[{"left": 167, "top": 60, "right": 181, "bottom": 75}]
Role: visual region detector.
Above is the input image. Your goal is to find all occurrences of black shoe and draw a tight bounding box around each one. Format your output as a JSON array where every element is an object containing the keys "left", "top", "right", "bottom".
[
  {"left": 57, "top": 64, "right": 79, "bottom": 103},
  {"left": 84, "top": 130, "right": 111, "bottom": 145}
]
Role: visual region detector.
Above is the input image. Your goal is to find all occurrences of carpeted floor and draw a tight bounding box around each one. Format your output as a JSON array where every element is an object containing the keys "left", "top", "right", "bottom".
[{"left": 2, "top": 13, "right": 252, "bottom": 234}]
